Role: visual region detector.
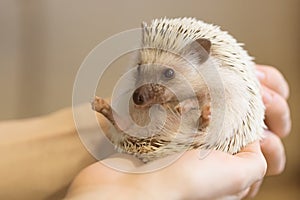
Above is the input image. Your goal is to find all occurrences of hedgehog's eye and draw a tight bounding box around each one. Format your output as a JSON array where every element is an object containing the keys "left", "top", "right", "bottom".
[{"left": 163, "top": 68, "right": 175, "bottom": 79}]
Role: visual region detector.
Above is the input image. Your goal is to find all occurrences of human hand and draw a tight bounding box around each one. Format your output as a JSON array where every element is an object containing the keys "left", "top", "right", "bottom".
[
  {"left": 65, "top": 141, "right": 266, "bottom": 200},
  {"left": 245, "top": 65, "right": 291, "bottom": 198}
]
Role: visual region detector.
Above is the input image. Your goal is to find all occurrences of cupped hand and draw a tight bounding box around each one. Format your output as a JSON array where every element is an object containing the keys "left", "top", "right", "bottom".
[
  {"left": 246, "top": 65, "right": 291, "bottom": 198},
  {"left": 257, "top": 64, "right": 291, "bottom": 176},
  {"left": 65, "top": 141, "right": 266, "bottom": 200}
]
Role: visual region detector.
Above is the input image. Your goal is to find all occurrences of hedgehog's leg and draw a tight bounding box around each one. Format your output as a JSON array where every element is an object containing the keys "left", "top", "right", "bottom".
[
  {"left": 91, "top": 96, "right": 124, "bottom": 132},
  {"left": 199, "top": 103, "right": 211, "bottom": 130}
]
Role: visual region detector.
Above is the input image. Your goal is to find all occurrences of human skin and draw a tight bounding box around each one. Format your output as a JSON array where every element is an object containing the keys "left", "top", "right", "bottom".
[
  {"left": 0, "top": 65, "right": 290, "bottom": 199},
  {"left": 65, "top": 65, "right": 291, "bottom": 199},
  {"left": 0, "top": 107, "right": 97, "bottom": 199}
]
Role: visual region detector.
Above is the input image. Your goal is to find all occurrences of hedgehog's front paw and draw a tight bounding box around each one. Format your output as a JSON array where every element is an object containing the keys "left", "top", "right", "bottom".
[
  {"left": 91, "top": 96, "right": 124, "bottom": 131},
  {"left": 199, "top": 103, "right": 211, "bottom": 129},
  {"left": 91, "top": 96, "right": 105, "bottom": 112}
]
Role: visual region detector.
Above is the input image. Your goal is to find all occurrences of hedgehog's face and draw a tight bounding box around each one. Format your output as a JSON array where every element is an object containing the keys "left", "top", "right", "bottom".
[
  {"left": 132, "top": 63, "right": 204, "bottom": 110},
  {"left": 132, "top": 63, "right": 180, "bottom": 108},
  {"left": 133, "top": 38, "right": 212, "bottom": 109}
]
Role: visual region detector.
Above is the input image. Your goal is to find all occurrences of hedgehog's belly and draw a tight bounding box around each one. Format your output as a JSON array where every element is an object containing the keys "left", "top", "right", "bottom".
[{"left": 116, "top": 105, "right": 205, "bottom": 162}]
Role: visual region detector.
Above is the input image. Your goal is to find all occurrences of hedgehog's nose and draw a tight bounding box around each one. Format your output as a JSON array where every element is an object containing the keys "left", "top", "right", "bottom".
[{"left": 133, "top": 89, "right": 146, "bottom": 105}]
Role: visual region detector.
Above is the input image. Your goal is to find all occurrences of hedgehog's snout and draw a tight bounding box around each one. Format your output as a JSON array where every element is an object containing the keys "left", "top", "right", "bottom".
[
  {"left": 133, "top": 87, "right": 146, "bottom": 105},
  {"left": 132, "top": 84, "right": 165, "bottom": 107},
  {"left": 133, "top": 85, "right": 153, "bottom": 106}
]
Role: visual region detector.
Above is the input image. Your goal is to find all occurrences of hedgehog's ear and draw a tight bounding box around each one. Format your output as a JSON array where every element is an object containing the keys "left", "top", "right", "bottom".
[
  {"left": 196, "top": 38, "right": 211, "bottom": 63},
  {"left": 196, "top": 38, "right": 211, "bottom": 54}
]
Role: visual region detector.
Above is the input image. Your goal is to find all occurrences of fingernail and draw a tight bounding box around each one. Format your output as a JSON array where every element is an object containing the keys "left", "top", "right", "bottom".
[
  {"left": 256, "top": 70, "right": 265, "bottom": 81},
  {"left": 263, "top": 89, "right": 273, "bottom": 105}
]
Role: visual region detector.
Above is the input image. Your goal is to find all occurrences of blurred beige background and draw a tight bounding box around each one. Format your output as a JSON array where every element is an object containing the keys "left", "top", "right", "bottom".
[{"left": 0, "top": 0, "right": 299, "bottom": 199}]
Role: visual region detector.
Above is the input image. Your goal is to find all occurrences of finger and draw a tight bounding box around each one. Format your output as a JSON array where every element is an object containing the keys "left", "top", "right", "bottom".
[
  {"left": 234, "top": 141, "right": 267, "bottom": 184},
  {"left": 214, "top": 142, "right": 266, "bottom": 196},
  {"left": 260, "top": 131, "right": 286, "bottom": 176},
  {"left": 244, "top": 180, "right": 263, "bottom": 198},
  {"left": 256, "top": 65, "right": 290, "bottom": 99},
  {"left": 215, "top": 142, "right": 266, "bottom": 198},
  {"left": 158, "top": 142, "right": 267, "bottom": 199},
  {"left": 262, "top": 86, "right": 291, "bottom": 138}
]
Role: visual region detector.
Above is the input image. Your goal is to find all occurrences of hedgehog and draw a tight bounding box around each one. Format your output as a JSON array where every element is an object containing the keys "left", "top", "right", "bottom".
[{"left": 92, "top": 17, "right": 265, "bottom": 162}]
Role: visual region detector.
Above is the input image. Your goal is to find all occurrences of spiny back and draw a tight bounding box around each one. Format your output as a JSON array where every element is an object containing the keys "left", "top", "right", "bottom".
[{"left": 141, "top": 17, "right": 253, "bottom": 70}]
